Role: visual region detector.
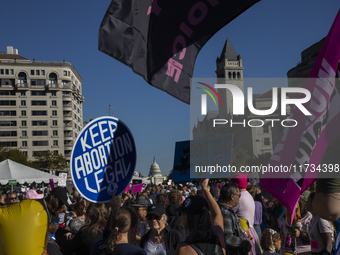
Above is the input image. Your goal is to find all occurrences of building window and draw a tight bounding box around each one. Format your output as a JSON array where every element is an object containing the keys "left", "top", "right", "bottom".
[
  {"left": 10, "top": 69, "right": 14, "bottom": 75},
  {"left": 49, "top": 73, "right": 58, "bottom": 85},
  {"left": 74, "top": 114, "right": 77, "bottom": 119},
  {"left": 32, "top": 120, "right": 48, "bottom": 126},
  {"left": 0, "top": 69, "right": 3, "bottom": 74},
  {"left": 0, "top": 100, "right": 16, "bottom": 105},
  {"left": 31, "top": 91, "right": 46, "bottom": 96},
  {"left": 78, "top": 126, "right": 80, "bottom": 131},
  {"left": 31, "top": 100, "right": 47, "bottom": 106},
  {"left": 31, "top": 79, "right": 46, "bottom": 86},
  {"left": 32, "top": 141, "right": 49, "bottom": 146},
  {"left": 41, "top": 70, "right": 45, "bottom": 75},
  {"left": 53, "top": 140, "right": 58, "bottom": 146},
  {"left": 22, "top": 120, "right": 27, "bottom": 126},
  {"left": 53, "top": 120, "right": 58, "bottom": 126},
  {"left": 0, "top": 121, "right": 16, "bottom": 126},
  {"left": 21, "top": 100, "right": 26, "bottom": 106},
  {"left": 0, "top": 141, "right": 17, "bottom": 147},
  {"left": 75, "top": 133, "right": 77, "bottom": 138},
  {"left": 74, "top": 123, "right": 77, "bottom": 129},
  {"left": 21, "top": 110, "right": 26, "bottom": 116},
  {"left": 63, "top": 71, "right": 67, "bottom": 76},
  {"left": 22, "top": 141, "right": 27, "bottom": 147},
  {"left": 264, "top": 138, "right": 270, "bottom": 146},
  {"left": 31, "top": 70, "right": 34, "bottom": 75},
  {"left": 53, "top": 130, "right": 58, "bottom": 136},
  {"left": 0, "top": 90, "right": 15, "bottom": 95},
  {"left": 52, "top": 110, "right": 57, "bottom": 116},
  {"left": 32, "top": 131, "right": 48, "bottom": 136},
  {"left": 36, "top": 70, "right": 40, "bottom": 75},
  {"left": 51, "top": 92, "right": 56, "bottom": 96},
  {"left": 1, "top": 79, "right": 15, "bottom": 85},
  {"left": 52, "top": 100, "right": 57, "bottom": 106},
  {"left": 74, "top": 104, "right": 76, "bottom": 110},
  {"left": 22, "top": 131, "right": 27, "bottom": 136},
  {"left": 23, "top": 151, "right": 27, "bottom": 156},
  {"left": 21, "top": 91, "right": 26, "bottom": 96},
  {"left": 32, "top": 111, "right": 47, "bottom": 116},
  {"left": 0, "top": 131, "right": 17, "bottom": 137},
  {"left": 5, "top": 69, "right": 9, "bottom": 75},
  {"left": 0, "top": 111, "right": 16, "bottom": 116}
]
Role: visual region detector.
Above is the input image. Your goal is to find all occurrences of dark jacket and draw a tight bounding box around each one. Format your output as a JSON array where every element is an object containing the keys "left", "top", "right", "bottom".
[
  {"left": 166, "top": 203, "right": 186, "bottom": 239},
  {"left": 148, "top": 192, "right": 156, "bottom": 204},
  {"left": 61, "top": 228, "right": 103, "bottom": 255},
  {"left": 140, "top": 225, "right": 183, "bottom": 255}
]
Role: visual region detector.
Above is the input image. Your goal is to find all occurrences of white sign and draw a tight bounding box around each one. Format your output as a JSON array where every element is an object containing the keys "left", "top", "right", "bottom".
[{"left": 58, "top": 173, "right": 68, "bottom": 187}]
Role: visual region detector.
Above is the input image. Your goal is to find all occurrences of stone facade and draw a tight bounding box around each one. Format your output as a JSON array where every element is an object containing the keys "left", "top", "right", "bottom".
[{"left": 0, "top": 46, "right": 84, "bottom": 167}]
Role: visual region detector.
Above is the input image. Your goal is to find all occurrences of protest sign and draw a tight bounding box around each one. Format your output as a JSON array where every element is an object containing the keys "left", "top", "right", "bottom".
[
  {"left": 71, "top": 116, "right": 136, "bottom": 203},
  {"left": 58, "top": 173, "right": 67, "bottom": 187},
  {"left": 132, "top": 183, "right": 143, "bottom": 194}
]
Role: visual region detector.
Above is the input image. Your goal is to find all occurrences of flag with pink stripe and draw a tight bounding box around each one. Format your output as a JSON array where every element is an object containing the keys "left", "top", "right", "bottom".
[{"left": 260, "top": 9, "right": 340, "bottom": 221}]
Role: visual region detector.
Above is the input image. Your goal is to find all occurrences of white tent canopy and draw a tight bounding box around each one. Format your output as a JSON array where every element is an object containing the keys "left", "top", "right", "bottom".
[{"left": 0, "top": 159, "right": 59, "bottom": 185}]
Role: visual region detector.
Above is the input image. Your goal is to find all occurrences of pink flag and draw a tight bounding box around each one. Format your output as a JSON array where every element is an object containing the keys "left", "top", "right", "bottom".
[
  {"left": 132, "top": 184, "right": 143, "bottom": 194},
  {"left": 260, "top": 9, "right": 340, "bottom": 223},
  {"left": 49, "top": 179, "right": 55, "bottom": 189},
  {"left": 125, "top": 184, "right": 131, "bottom": 192}
]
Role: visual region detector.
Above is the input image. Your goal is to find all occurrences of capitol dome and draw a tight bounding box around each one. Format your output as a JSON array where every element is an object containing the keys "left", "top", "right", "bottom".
[{"left": 149, "top": 157, "right": 162, "bottom": 177}]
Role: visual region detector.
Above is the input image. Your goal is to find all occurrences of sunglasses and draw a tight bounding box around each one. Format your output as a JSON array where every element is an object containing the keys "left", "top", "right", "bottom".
[
  {"left": 234, "top": 193, "right": 241, "bottom": 198},
  {"left": 146, "top": 215, "right": 162, "bottom": 221},
  {"left": 10, "top": 197, "right": 17, "bottom": 200}
]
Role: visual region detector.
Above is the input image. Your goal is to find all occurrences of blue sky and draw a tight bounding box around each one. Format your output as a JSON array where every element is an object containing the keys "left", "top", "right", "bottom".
[{"left": 0, "top": 0, "right": 339, "bottom": 177}]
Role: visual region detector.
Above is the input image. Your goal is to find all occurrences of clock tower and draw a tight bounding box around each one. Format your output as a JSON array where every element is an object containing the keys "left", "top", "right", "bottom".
[{"left": 215, "top": 38, "right": 244, "bottom": 119}]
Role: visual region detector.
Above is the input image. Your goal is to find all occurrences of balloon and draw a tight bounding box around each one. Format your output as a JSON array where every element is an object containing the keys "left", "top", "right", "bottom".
[{"left": 0, "top": 200, "right": 48, "bottom": 255}]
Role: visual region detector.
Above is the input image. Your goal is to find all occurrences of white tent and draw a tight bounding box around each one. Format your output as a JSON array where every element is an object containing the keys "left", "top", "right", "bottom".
[{"left": 0, "top": 159, "right": 59, "bottom": 185}]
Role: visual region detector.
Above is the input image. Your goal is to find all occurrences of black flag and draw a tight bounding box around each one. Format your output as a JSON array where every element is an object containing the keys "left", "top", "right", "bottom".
[{"left": 99, "top": 0, "right": 260, "bottom": 104}]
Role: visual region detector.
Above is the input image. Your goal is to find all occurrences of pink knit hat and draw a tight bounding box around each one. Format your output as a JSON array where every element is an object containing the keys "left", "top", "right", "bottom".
[
  {"left": 231, "top": 173, "right": 248, "bottom": 189},
  {"left": 25, "top": 189, "right": 44, "bottom": 200}
]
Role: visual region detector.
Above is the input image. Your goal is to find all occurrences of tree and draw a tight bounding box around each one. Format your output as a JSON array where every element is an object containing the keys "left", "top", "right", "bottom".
[
  {"left": 32, "top": 150, "right": 67, "bottom": 171},
  {"left": 167, "top": 169, "right": 173, "bottom": 181},
  {"left": 0, "top": 147, "right": 31, "bottom": 166}
]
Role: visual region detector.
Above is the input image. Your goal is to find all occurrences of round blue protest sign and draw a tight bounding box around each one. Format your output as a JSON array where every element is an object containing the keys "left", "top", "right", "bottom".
[{"left": 70, "top": 116, "right": 136, "bottom": 203}]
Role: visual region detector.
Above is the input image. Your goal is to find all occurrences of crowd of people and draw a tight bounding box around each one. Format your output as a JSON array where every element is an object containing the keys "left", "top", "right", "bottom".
[{"left": 0, "top": 173, "right": 338, "bottom": 255}]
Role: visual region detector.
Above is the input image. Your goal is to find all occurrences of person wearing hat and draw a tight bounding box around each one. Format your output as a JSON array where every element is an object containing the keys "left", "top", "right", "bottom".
[
  {"left": 130, "top": 195, "right": 151, "bottom": 245},
  {"left": 231, "top": 173, "right": 261, "bottom": 255},
  {"left": 175, "top": 179, "right": 226, "bottom": 255},
  {"left": 36, "top": 187, "right": 70, "bottom": 255},
  {"left": 25, "top": 189, "right": 44, "bottom": 200},
  {"left": 140, "top": 203, "right": 184, "bottom": 255}
]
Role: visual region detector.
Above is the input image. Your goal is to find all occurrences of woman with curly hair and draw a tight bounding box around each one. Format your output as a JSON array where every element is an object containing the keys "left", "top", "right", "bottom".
[
  {"left": 260, "top": 229, "right": 281, "bottom": 255},
  {"left": 105, "top": 207, "right": 146, "bottom": 255},
  {"left": 166, "top": 189, "right": 186, "bottom": 239}
]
